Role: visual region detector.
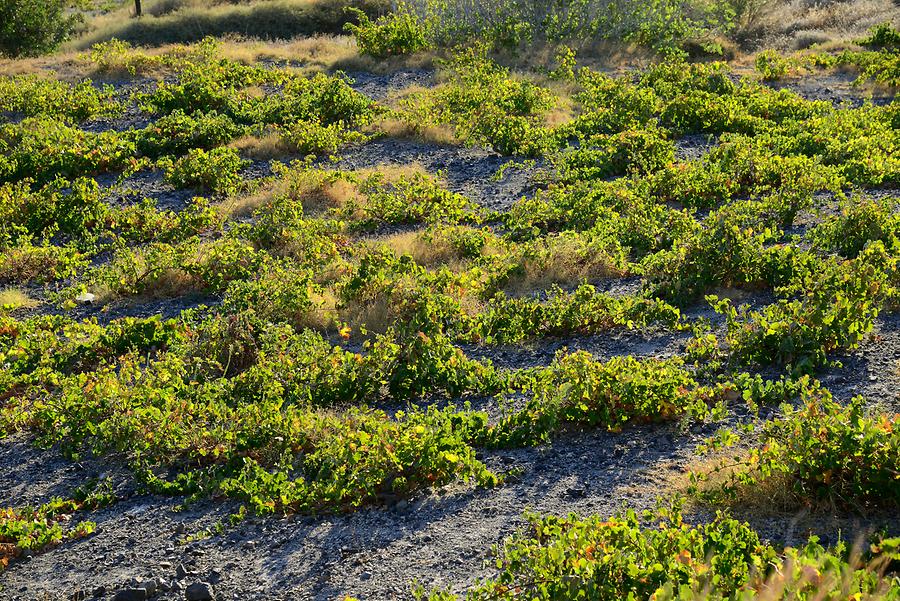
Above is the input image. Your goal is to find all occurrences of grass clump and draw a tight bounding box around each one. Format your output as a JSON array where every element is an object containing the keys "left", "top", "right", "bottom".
[{"left": 0, "top": 288, "right": 38, "bottom": 311}]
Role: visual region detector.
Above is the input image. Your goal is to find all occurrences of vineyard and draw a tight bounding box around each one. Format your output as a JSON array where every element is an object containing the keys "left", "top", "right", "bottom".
[{"left": 0, "top": 1, "right": 899, "bottom": 599}]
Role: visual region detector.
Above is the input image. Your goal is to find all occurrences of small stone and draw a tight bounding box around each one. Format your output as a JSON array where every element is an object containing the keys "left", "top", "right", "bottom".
[
  {"left": 112, "top": 589, "right": 147, "bottom": 601},
  {"left": 75, "top": 292, "right": 96, "bottom": 304},
  {"left": 360, "top": 571, "right": 373, "bottom": 581},
  {"left": 176, "top": 564, "right": 196, "bottom": 580},
  {"left": 140, "top": 580, "right": 157, "bottom": 597},
  {"left": 207, "top": 570, "right": 222, "bottom": 584},
  {"left": 394, "top": 500, "right": 409, "bottom": 511},
  {"left": 160, "top": 561, "right": 172, "bottom": 569},
  {"left": 92, "top": 586, "right": 107, "bottom": 598},
  {"left": 565, "top": 486, "right": 586, "bottom": 499},
  {"left": 185, "top": 582, "right": 214, "bottom": 601}
]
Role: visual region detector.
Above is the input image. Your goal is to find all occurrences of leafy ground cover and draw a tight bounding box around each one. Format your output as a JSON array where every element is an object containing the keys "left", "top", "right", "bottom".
[{"left": 0, "top": 16, "right": 898, "bottom": 601}]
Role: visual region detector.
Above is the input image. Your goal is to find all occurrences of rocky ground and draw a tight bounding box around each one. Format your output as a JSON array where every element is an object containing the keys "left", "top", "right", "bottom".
[{"left": 0, "top": 70, "right": 898, "bottom": 601}]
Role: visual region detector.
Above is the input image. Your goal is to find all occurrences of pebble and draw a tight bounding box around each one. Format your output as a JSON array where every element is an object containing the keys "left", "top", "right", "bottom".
[
  {"left": 565, "top": 486, "right": 587, "bottom": 498},
  {"left": 176, "top": 564, "right": 197, "bottom": 580},
  {"left": 111, "top": 589, "right": 147, "bottom": 601},
  {"left": 140, "top": 580, "right": 157, "bottom": 597},
  {"left": 185, "top": 581, "right": 215, "bottom": 601}
]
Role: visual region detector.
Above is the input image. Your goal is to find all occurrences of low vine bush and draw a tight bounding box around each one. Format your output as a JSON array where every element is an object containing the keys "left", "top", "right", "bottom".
[
  {"left": 693, "top": 389, "right": 900, "bottom": 512},
  {"left": 416, "top": 504, "right": 900, "bottom": 600}
]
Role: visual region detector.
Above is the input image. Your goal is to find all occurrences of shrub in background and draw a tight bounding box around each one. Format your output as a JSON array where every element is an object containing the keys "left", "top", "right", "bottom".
[
  {"left": 345, "top": 2, "right": 431, "bottom": 57},
  {"left": 0, "top": 0, "right": 80, "bottom": 58}
]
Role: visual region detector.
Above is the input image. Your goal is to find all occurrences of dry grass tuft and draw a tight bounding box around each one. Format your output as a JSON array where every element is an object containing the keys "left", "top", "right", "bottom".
[
  {"left": 0, "top": 53, "right": 91, "bottom": 81},
  {"left": 228, "top": 131, "right": 294, "bottom": 161},
  {"left": 298, "top": 177, "right": 363, "bottom": 215},
  {"left": 506, "top": 235, "right": 626, "bottom": 294},
  {"left": 220, "top": 169, "right": 366, "bottom": 219},
  {"left": 218, "top": 184, "right": 277, "bottom": 219},
  {"left": 544, "top": 102, "right": 577, "bottom": 129},
  {"left": 378, "top": 225, "right": 503, "bottom": 272},
  {"left": 366, "top": 117, "right": 459, "bottom": 147},
  {"left": 379, "top": 230, "right": 463, "bottom": 269},
  {"left": 0, "top": 289, "right": 39, "bottom": 310},
  {"left": 259, "top": 35, "right": 359, "bottom": 71},
  {"left": 663, "top": 451, "right": 804, "bottom": 516},
  {"left": 751, "top": 0, "right": 896, "bottom": 51}
]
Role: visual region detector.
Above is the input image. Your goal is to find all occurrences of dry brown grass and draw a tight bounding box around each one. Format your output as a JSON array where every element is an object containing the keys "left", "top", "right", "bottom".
[
  {"left": 291, "top": 175, "right": 364, "bottom": 216},
  {"left": 228, "top": 131, "right": 294, "bottom": 161},
  {"left": 0, "top": 53, "right": 92, "bottom": 80},
  {"left": 0, "top": 57, "right": 52, "bottom": 77},
  {"left": 336, "top": 269, "right": 483, "bottom": 337},
  {"left": 544, "top": 100, "right": 577, "bottom": 129},
  {"left": 73, "top": 35, "right": 360, "bottom": 81},
  {"left": 257, "top": 35, "right": 359, "bottom": 70},
  {"left": 661, "top": 450, "right": 804, "bottom": 515},
  {"left": 338, "top": 294, "right": 394, "bottom": 337},
  {"left": 215, "top": 35, "right": 381, "bottom": 73},
  {"left": 0, "top": 288, "right": 39, "bottom": 310},
  {"left": 267, "top": 287, "right": 338, "bottom": 331},
  {"left": 505, "top": 235, "right": 626, "bottom": 294},
  {"left": 218, "top": 184, "right": 277, "bottom": 219},
  {"left": 366, "top": 116, "right": 460, "bottom": 147},
  {"left": 744, "top": 555, "right": 899, "bottom": 601},
  {"left": 379, "top": 230, "right": 464, "bottom": 269},
  {"left": 379, "top": 225, "right": 503, "bottom": 272},
  {"left": 221, "top": 161, "right": 439, "bottom": 223},
  {"left": 220, "top": 168, "right": 366, "bottom": 220},
  {"left": 490, "top": 38, "right": 659, "bottom": 73},
  {"left": 69, "top": 0, "right": 389, "bottom": 50},
  {"left": 752, "top": 0, "right": 897, "bottom": 51},
  {"left": 92, "top": 266, "right": 196, "bottom": 304}
]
